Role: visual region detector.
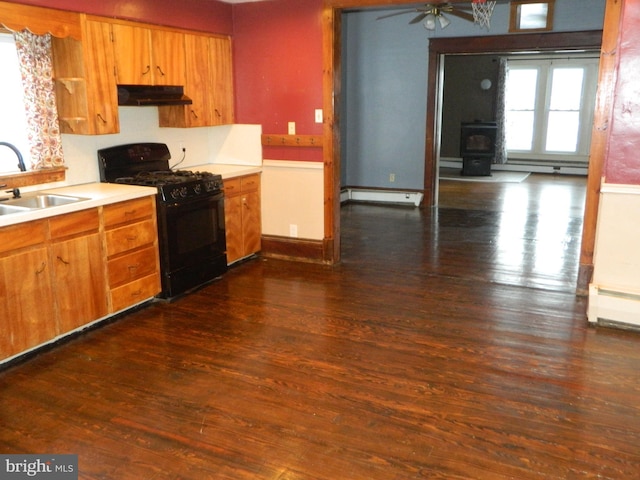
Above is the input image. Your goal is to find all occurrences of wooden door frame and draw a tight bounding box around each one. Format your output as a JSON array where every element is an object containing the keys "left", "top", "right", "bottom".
[{"left": 322, "top": 1, "right": 618, "bottom": 295}]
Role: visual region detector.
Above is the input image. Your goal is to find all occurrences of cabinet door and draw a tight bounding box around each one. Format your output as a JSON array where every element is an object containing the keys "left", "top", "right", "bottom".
[
  {"left": 0, "top": 248, "right": 56, "bottom": 360},
  {"left": 51, "top": 232, "right": 108, "bottom": 332},
  {"left": 112, "top": 23, "right": 153, "bottom": 85},
  {"left": 158, "top": 33, "right": 211, "bottom": 128},
  {"left": 51, "top": 19, "right": 119, "bottom": 135},
  {"left": 151, "top": 29, "right": 185, "bottom": 86},
  {"left": 83, "top": 19, "right": 119, "bottom": 134},
  {"left": 242, "top": 190, "right": 262, "bottom": 257},
  {"left": 224, "top": 193, "right": 243, "bottom": 264},
  {"left": 210, "top": 36, "right": 234, "bottom": 125}
]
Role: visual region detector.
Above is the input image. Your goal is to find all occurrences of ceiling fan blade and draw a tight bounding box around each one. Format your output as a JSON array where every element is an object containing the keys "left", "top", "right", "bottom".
[
  {"left": 376, "top": 9, "right": 419, "bottom": 21},
  {"left": 409, "top": 12, "right": 430, "bottom": 24},
  {"left": 448, "top": 9, "right": 476, "bottom": 23}
]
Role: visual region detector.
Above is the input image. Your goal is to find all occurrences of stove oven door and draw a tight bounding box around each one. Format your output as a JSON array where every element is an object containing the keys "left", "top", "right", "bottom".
[{"left": 156, "top": 191, "right": 227, "bottom": 298}]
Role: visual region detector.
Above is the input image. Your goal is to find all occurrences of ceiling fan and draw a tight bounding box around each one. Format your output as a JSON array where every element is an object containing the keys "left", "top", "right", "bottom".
[{"left": 376, "top": 3, "right": 476, "bottom": 30}]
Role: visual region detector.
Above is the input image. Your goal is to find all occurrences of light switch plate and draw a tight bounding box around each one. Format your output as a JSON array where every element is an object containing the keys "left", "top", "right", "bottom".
[
  {"left": 315, "top": 109, "right": 323, "bottom": 123},
  {"left": 288, "top": 122, "right": 296, "bottom": 135}
]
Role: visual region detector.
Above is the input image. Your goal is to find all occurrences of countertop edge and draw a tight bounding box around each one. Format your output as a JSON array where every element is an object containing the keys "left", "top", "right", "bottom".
[{"left": 0, "top": 183, "right": 158, "bottom": 228}]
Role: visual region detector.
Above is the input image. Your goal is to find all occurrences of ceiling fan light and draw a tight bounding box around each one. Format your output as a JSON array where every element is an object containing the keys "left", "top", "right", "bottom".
[
  {"left": 423, "top": 13, "right": 436, "bottom": 30},
  {"left": 438, "top": 14, "right": 451, "bottom": 29}
]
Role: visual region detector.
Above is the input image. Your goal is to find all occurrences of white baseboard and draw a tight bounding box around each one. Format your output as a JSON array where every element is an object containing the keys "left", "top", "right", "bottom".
[
  {"left": 440, "top": 158, "right": 588, "bottom": 176},
  {"left": 341, "top": 188, "right": 423, "bottom": 207}
]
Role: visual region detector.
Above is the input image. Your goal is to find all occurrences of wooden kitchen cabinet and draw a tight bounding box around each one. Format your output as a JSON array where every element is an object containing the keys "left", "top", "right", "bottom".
[
  {"left": 0, "top": 195, "right": 160, "bottom": 363},
  {"left": 111, "top": 22, "right": 185, "bottom": 86},
  {"left": 224, "top": 174, "right": 261, "bottom": 264},
  {"left": 210, "top": 36, "right": 235, "bottom": 125},
  {"left": 51, "top": 16, "right": 120, "bottom": 135},
  {"left": 159, "top": 33, "right": 212, "bottom": 128},
  {"left": 0, "top": 221, "right": 55, "bottom": 360},
  {"left": 159, "top": 34, "right": 234, "bottom": 128},
  {"left": 49, "top": 209, "right": 108, "bottom": 333},
  {"left": 102, "top": 197, "right": 161, "bottom": 312}
]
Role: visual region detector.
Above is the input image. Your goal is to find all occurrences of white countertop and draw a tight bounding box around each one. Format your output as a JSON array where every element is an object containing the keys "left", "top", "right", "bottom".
[{"left": 0, "top": 183, "right": 158, "bottom": 228}]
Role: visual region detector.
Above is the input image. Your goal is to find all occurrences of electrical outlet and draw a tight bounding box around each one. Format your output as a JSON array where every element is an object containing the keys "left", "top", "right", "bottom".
[
  {"left": 389, "top": 173, "right": 395, "bottom": 182},
  {"left": 315, "top": 109, "right": 323, "bottom": 123},
  {"left": 288, "top": 122, "right": 296, "bottom": 135},
  {"left": 289, "top": 224, "right": 298, "bottom": 238}
]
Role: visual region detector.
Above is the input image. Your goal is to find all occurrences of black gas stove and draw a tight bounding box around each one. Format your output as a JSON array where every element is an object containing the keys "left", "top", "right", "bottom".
[
  {"left": 98, "top": 143, "right": 223, "bottom": 203},
  {"left": 97, "top": 142, "right": 227, "bottom": 300}
]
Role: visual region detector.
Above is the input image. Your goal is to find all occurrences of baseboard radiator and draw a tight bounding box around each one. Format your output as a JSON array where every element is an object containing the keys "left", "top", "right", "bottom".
[
  {"left": 341, "top": 188, "right": 424, "bottom": 207},
  {"left": 588, "top": 182, "right": 640, "bottom": 330},
  {"left": 588, "top": 286, "right": 640, "bottom": 330}
]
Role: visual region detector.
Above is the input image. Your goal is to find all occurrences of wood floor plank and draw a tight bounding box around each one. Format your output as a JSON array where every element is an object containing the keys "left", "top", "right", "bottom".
[{"left": 1, "top": 174, "right": 639, "bottom": 479}]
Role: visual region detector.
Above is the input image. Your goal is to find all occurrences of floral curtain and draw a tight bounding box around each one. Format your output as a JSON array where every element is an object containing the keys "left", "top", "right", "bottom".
[
  {"left": 494, "top": 57, "right": 508, "bottom": 164},
  {"left": 13, "top": 30, "right": 64, "bottom": 170}
]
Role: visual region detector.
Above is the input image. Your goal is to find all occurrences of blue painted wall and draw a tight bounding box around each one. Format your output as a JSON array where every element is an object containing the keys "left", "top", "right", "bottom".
[{"left": 341, "top": 0, "right": 606, "bottom": 190}]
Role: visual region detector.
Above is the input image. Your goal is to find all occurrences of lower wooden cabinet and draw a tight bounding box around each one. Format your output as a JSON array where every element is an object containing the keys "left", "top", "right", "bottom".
[
  {"left": 0, "top": 210, "right": 108, "bottom": 361},
  {"left": 103, "top": 197, "right": 161, "bottom": 312},
  {"left": 0, "top": 194, "right": 161, "bottom": 363},
  {"left": 0, "top": 244, "right": 56, "bottom": 359},
  {"left": 49, "top": 208, "right": 108, "bottom": 332},
  {"left": 224, "top": 173, "right": 261, "bottom": 264}
]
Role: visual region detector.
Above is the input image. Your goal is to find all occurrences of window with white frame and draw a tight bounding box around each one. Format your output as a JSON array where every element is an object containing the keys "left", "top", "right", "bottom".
[
  {"left": 504, "top": 54, "right": 599, "bottom": 163},
  {"left": 0, "top": 32, "right": 31, "bottom": 173}
]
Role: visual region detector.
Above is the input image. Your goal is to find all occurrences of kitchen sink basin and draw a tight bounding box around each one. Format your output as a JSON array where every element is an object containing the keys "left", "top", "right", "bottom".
[
  {"left": 0, "top": 204, "right": 32, "bottom": 216},
  {"left": 6, "top": 194, "right": 88, "bottom": 209}
]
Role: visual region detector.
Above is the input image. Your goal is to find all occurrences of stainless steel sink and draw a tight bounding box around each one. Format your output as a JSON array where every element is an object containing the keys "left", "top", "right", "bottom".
[
  {"left": 0, "top": 204, "right": 32, "bottom": 216},
  {"left": 6, "top": 194, "right": 88, "bottom": 209}
]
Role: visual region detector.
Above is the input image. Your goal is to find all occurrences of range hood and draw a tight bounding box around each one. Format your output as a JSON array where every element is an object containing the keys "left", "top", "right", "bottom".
[{"left": 117, "top": 85, "right": 193, "bottom": 106}]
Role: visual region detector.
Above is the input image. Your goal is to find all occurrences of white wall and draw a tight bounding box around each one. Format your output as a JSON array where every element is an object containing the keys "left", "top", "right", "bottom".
[
  {"left": 261, "top": 160, "right": 324, "bottom": 240},
  {"left": 44, "top": 108, "right": 260, "bottom": 191}
]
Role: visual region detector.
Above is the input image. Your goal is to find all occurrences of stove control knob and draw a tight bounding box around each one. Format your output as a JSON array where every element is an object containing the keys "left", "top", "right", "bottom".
[
  {"left": 193, "top": 183, "right": 202, "bottom": 195},
  {"left": 170, "top": 187, "right": 188, "bottom": 199}
]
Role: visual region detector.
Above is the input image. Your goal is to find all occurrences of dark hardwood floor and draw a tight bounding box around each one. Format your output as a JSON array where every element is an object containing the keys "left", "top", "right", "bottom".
[{"left": 2, "top": 173, "right": 639, "bottom": 479}]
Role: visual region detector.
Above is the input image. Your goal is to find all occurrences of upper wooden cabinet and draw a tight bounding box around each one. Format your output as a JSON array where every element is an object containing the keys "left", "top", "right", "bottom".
[
  {"left": 51, "top": 17, "right": 120, "bottom": 135},
  {"left": 111, "top": 23, "right": 185, "bottom": 86},
  {"left": 50, "top": 12, "right": 233, "bottom": 133},
  {"left": 159, "top": 33, "right": 213, "bottom": 128},
  {"left": 159, "top": 34, "right": 234, "bottom": 128},
  {"left": 210, "top": 36, "right": 235, "bottom": 125}
]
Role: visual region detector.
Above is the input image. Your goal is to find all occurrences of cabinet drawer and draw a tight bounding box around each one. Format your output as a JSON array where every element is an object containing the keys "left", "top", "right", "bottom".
[
  {"left": 0, "top": 220, "right": 47, "bottom": 254},
  {"left": 110, "top": 273, "right": 160, "bottom": 312},
  {"left": 103, "top": 197, "right": 154, "bottom": 227},
  {"left": 224, "top": 177, "right": 241, "bottom": 196},
  {"left": 49, "top": 208, "right": 99, "bottom": 239},
  {"left": 105, "top": 219, "right": 156, "bottom": 257},
  {"left": 240, "top": 174, "right": 260, "bottom": 192},
  {"left": 108, "top": 246, "right": 158, "bottom": 287}
]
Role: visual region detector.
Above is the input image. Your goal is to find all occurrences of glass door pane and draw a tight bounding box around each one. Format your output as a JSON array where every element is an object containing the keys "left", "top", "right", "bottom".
[
  {"left": 545, "top": 67, "right": 584, "bottom": 153},
  {"left": 506, "top": 68, "right": 538, "bottom": 151}
]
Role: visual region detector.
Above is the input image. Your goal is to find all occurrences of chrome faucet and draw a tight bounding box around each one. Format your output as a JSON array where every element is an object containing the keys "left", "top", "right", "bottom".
[
  {"left": 0, "top": 142, "right": 27, "bottom": 172},
  {"left": 0, "top": 142, "right": 26, "bottom": 199}
]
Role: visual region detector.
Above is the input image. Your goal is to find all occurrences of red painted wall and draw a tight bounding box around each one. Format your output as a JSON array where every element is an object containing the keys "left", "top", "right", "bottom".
[
  {"left": 4, "top": 0, "right": 233, "bottom": 35},
  {"left": 604, "top": 1, "right": 640, "bottom": 184},
  {"left": 232, "top": 0, "right": 323, "bottom": 162}
]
